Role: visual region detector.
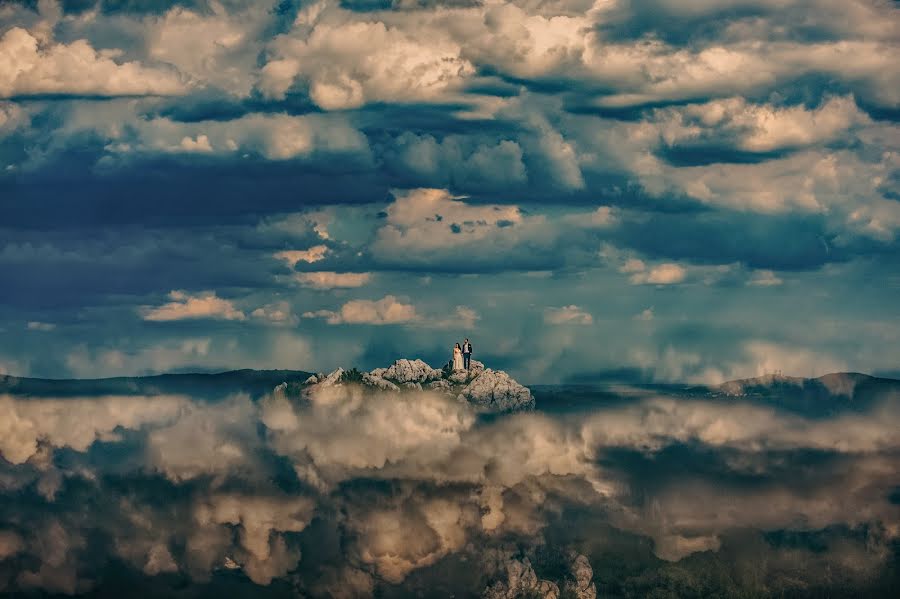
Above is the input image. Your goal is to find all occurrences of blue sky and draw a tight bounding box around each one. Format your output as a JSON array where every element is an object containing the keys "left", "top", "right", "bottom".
[{"left": 1, "top": 0, "right": 898, "bottom": 383}]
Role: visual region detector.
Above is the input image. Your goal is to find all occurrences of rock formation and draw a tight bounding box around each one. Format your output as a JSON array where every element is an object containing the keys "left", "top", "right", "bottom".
[
  {"left": 482, "top": 551, "right": 596, "bottom": 599},
  {"left": 294, "top": 358, "right": 534, "bottom": 413}
]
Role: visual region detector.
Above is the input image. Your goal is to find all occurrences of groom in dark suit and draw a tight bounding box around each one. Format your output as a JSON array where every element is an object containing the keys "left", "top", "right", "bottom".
[{"left": 462, "top": 338, "right": 472, "bottom": 370}]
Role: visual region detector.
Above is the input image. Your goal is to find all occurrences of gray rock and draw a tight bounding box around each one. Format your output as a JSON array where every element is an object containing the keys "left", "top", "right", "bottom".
[
  {"left": 361, "top": 372, "right": 400, "bottom": 392},
  {"left": 295, "top": 358, "right": 532, "bottom": 414},
  {"left": 381, "top": 359, "right": 442, "bottom": 384},
  {"left": 425, "top": 379, "right": 453, "bottom": 394},
  {"left": 459, "top": 369, "right": 534, "bottom": 412},
  {"left": 483, "top": 558, "right": 559, "bottom": 599},
  {"left": 318, "top": 368, "right": 344, "bottom": 388},
  {"left": 564, "top": 553, "right": 596, "bottom": 599}
]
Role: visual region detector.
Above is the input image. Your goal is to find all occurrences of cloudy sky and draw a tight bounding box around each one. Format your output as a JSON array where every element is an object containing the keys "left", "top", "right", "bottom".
[{"left": 2, "top": 0, "right": 899, "bottom": 383}]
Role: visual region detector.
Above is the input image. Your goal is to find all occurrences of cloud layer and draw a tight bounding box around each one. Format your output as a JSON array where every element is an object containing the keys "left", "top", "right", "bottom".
[{"left": 0, "top": 380, "right": 898, "bottom": 595}]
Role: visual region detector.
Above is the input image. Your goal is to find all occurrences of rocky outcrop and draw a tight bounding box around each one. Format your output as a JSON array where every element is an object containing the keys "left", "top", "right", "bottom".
[
  {"left": 380, "top": 359, "right": 443, "bottom": 384},
  {"left": 482, "top": 552, "right": 595, "bottom": 599},
  {"left": 565, "top": 552, "right": 597, "bottom": 599},
  {"left": 294, "top": 358, "right": 533, "bottom": 413},
  {"left": 483, "top": 558, "right": 559, "bottom": 599},
  {"left": 459, "top": 368, "right": 534, "bottom": 412},
  {"left": 361, "top": 372, "right": 400, "bottom": 392}
]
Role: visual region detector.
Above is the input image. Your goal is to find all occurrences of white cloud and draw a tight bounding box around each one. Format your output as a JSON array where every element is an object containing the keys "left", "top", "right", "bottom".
[
  {"left": 544, "top": 305, "right": 593, "bottom": 325},
  {"left": 293, "top": 272, "right": 371, "bottom": 290},
  {"left": 140, "top": 290, "right": 245, "bottom": 322},
  {"left": 619, "top": 258, "right": 646, "bottom": 273},
  {"left": 564, "top": 206, "right": 616, "bottom": 228},
  {"left": 147, "top": 4, "right": 267, "bottom": 96},
  {"left": 145, "top": 394, "right": 262, "bottom": 483},
  {"left": 453, "top": 306, "right": 479, "bottom": 330},
  {"left": 629, "top": 262, "right": 686, "bottom": 285},
  {"left": 0, "top": 27, "right": 186, "bottom": 98},
  {"left": 104, "top": 112, "right": 369, "bottom": 161},
  {"left": 748, "top": 270, "right": 783, "bottom": 286},
  {"left": 392, "top": 133, "right": 527, "bottom": 187},
  {"left": 273, "top": 245, "right": 329, "bottom": 267},
  {"left": 177, "top": 134, "right": 212, "bottom": 153},
  {"left": 304, "top": 295, "right": 418, "bottom": 325},
  {"left": 583, "top": 39, "right": 900, "bottom": 109},
  {"left": 260, "top": 19, "right": 475, "bottom": 109},
  {"left": 428, "top": 305, "right": 481, "bottom": 330},
  {"left": 731, "top": 340, "right": 848, "bottom": 381},
  {"left": 634, "top": 148, "right": 900, "bottom": 233},
  {"left": 250, "top": 301, "right": 298, "bottom": 326},
  {"left": 64, "top": 338, "right": 213, "bottom": 378},
  {"left": 0, "top": 393, "right": 186, "bottom": 465},
  {"left": 26, "top": 321, "right": 55, "bottom": 331},
  {"left": 647, "top": 95, "right": 871, "bottom": 152},
  {"left": 372, "top": 188, "right": 541, "bottom": 260}
]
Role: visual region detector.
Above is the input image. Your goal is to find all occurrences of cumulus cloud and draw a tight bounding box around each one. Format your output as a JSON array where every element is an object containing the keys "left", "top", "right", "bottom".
[
  {"left": 146, "top": 3, "right": 269, "bottom": 96},
  {"left": 544, "top": 305, "right": 593, "bottom": 325},
  {"left": 273, "top": 245, "right": 329, "bottom": 267},
  {"left": 632, "top": 136, "right": 900, "bottom": 232},
  {"left": 103, "top": 112, "right": 370, "bottom": 161},
  {"left": 0, "top": 27, "right": 186, "bottom": 98},
  {"left": 748, "top": 270, "right": 783, "bottom": 286},
  {"left": 250, "top": 301, "right": 298, "bottom": 325},
  {"left": 304, "top": 295, "right": 418, "bottom": 325},
  {"left": 141, "top": 290, "right": 245, "bottom": 322},
  {"left": 628, "top": 262, "right": 687, "bottom": 285},
  {"left": 0, "top": 393, "right": 186, "bottom": 465},
  {"left": 390, "top": 133, "right": 528, "bottom": 188},
  {"left": 260, "top": 17, "right": 475, "bottom": 109},
  {"left": 648, "top": 95, "right": 872, "bottom": 153}
]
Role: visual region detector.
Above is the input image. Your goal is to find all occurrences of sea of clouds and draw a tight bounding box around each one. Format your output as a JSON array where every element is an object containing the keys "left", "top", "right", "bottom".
[{"left": 1, "top": 381, "right": 898, "bottom": 596}]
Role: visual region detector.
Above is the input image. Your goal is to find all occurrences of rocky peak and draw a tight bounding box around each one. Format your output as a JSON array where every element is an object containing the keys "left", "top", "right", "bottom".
[{"left": 293, "top": 358, "right": 533, "bottom": 413}]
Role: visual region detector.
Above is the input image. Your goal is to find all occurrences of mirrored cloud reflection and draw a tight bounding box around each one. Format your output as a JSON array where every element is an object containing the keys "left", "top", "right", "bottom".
[{"left": 0, "top": 382, "right": 898, "bottom": 596}]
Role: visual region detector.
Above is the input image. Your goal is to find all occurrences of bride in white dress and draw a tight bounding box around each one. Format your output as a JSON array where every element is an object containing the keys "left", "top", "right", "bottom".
[{"left": 452, "top": 343, "right": 464, "bottom": 370}]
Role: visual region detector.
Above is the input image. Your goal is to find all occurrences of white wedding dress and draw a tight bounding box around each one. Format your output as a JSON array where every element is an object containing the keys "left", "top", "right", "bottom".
[{"left": 452, "top": 347, "right": 464, "bottom": 370}]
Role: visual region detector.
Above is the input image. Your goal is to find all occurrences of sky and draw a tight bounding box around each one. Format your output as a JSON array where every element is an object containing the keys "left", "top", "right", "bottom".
[{"left": 1, "top": 0, "right": 899, "bottom": 383}]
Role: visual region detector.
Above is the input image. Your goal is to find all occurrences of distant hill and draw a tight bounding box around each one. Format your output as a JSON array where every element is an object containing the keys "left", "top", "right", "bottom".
[
  {"left": 715, "top": 372, "right": 896, "bottom": 397},
  {"left": 0, "top": 369, "right": 313, "bottom": 400},
  {"left": 707, "top": 372, "right": 900, "bottom": 415}
]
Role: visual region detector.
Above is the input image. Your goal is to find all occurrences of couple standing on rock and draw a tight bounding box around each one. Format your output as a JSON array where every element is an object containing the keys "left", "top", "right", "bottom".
[{"left": 452, "top": 339, "right": 473, "bottom": 371}]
